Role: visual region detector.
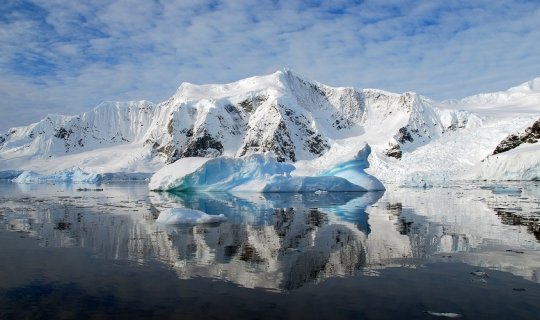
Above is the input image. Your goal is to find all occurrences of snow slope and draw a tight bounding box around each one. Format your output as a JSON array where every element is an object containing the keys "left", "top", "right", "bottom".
[
  {"left": 369, "top": 78, "right": 540, "bottom": 185},
  {"left": 1, "top": 70, "right": 539, "bottom": 184}
]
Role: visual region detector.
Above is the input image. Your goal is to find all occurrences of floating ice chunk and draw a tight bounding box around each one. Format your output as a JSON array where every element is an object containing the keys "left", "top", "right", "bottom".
[
  {"left": 149, "top": 149, "right": 385, "bottom": 192},
  {"left": 0, "top": 170, "right": 23, "bottom": 180},
  {"left": 150, "top": 153, "right": 293, "bottom": 192},
  {"left": 490, "top": 186, "right": 522, "bottom": 195},
  {"left": 321, "top": 145, "right": 385, "bottom": 191},
  {"left": 11, "top": 170, "right": 150, "bottom": 184},
  {"left": 425, "top": 311, "right": 462, "bottom": 318},
  {"left": 99, "top": 172, "right": 152, "bottom": 181},
  {"left": 156, "top": 208, "right": 227, "bottom": 224}
]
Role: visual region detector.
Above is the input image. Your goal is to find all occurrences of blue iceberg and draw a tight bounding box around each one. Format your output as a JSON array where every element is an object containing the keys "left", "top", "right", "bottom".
[{"left": 149, "top": 144, "right": 385, "bottom": 193}]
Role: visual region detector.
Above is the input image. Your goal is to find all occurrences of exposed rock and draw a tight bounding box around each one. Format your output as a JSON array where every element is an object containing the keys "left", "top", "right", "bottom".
[
  {"left": 54, "top": 127, "right": 73, "bottom": 140},
  {"left": 493, "top": 118, "right": 540, "bottom": 155},
  {"left": 384, "top": 143, "right": 402, "bottom": 159},
  {"left": 181, "top": 128, "right": 224, "bottom": 158},
  {"left": 396, "top": 127, "right": 414, "bottom": 144}
]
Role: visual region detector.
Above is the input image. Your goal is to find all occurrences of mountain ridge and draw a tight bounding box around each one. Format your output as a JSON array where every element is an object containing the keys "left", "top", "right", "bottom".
[{"left": 1, "top": 70, "right": 539, "bottom": 182}]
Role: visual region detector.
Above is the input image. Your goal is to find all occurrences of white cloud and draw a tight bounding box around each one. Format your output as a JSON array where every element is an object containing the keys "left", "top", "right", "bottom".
[{"left": 1, "top": 0, "right": 539, "bottom": 131}]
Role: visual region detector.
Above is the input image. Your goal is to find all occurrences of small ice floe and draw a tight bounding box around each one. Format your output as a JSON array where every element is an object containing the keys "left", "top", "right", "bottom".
[
  {"left": 490, "top": 186, "right": 522, "bottom": 195},
  {"left": 424, "top": 311, "right": 462, "bottom": 318},
  {"left": 156, "top": 208, "right": 227, "bottom": 225},
  {"left": 470, "top": 270, "right": 489, "bottom": 278},
  {"left": 506, "top": 249, "right": 524, "bottom": 254},
  {"left": 471, "top": 278, "right": 488, "bottom": 283},
  {"left": 76, "top": 187, "right": 104, "bottom": 192},
  {"left": 314, "top": 190, "right": 328, "bottom": 195}
]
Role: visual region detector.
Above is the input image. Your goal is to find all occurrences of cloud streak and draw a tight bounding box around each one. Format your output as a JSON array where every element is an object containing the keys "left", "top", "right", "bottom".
[{"left": 1, "top": 0, "right": 539, "bottom": 131}]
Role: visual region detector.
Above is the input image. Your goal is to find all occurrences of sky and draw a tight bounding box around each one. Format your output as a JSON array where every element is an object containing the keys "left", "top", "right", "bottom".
[{"left": 1, "top": 0, "right": 539, "bottom": 132}]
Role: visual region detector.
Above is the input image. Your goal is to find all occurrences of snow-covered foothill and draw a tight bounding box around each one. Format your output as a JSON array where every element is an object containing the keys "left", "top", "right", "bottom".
[
  {"left": 473, "top": 143, "right": 540, "bottom": 181},
  {"left": 156, "top": 208, "right": 226, "bottom": 224}
]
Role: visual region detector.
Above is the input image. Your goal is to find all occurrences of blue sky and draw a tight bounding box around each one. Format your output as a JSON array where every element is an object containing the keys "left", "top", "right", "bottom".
[{"left": 1, "top": 0, "right": 539, "bottom": 131}]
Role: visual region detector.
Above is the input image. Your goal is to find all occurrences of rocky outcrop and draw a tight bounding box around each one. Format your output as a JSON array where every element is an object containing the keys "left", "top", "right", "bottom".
[{"left": 493, "top": 118, "right": 540, "bottom": 155}]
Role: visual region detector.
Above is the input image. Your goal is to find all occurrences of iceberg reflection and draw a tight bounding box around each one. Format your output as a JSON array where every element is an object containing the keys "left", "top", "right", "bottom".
[{"left": 1, "top": 182, "right": 539, "bottom": 290}]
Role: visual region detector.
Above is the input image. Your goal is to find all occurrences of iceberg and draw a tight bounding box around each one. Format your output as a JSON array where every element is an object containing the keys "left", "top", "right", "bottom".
[
  {"left": 12, "top": 168, "right": 101, "bottom": 184},
  {"left": 11, "top": 169, "right": 152, "bottom": 184},
  {"left": 149, "top": 145, "right": 385, "bottom": 192},
  {"left": 0, "top": 170, "right": 23, "bottom": 180},
  {"left": 156, "top": 208, "right": 227, "bottom": 224},
  {"left": 320, "top": 144, "right": 385, "bottom": 191}
]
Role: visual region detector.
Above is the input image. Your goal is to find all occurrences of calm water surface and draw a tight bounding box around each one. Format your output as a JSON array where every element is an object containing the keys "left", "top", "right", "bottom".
[{"left": 0, "top": 181, "right": 539, "bottom": 319}]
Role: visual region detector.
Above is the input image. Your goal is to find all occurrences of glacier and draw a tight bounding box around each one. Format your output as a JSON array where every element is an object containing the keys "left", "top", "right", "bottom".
[{"left": 149, "top": 144, "right": 384, "bottom": 192}]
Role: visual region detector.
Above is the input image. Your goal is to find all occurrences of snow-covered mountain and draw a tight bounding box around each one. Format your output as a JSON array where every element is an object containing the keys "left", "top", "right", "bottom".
[
  {"left": 0, "top": 100, "right": 155, "bottom": 157},
  {"left": 1, "top": 70, "right": 539, "bottom": 183}
]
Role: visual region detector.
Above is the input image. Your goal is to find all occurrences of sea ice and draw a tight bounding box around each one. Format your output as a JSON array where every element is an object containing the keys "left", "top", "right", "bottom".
[
  {"left": 156, "top": 208, "right": 227, "bottom": 224},
  {"left": 490, "top": 186, "right": 522, "bottom": 195}
]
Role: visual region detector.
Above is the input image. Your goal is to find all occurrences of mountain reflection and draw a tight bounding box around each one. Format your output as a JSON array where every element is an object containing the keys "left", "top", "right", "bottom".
[
  {"left": 1, "top": 182, "right": 539, "bottom": 290},
  {"left": 148, "top": 191, "right": 381, "bottom": 290}
]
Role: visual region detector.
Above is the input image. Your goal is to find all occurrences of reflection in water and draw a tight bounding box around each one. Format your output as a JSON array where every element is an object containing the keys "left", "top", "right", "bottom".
[
  {"left": 148, "top": 191, "right": 382, "bottom": 290},
  {"left": 0, "top": 182, "right": 539, "bottom": 291}
]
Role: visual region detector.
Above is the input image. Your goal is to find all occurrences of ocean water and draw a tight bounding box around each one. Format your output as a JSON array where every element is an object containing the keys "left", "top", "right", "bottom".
[{"left": 0, "top": 181, "right": 539, "bottom": 319}]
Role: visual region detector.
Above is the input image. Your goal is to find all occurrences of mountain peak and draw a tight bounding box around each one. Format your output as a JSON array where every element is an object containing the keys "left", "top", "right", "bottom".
[
  {"left": 172, "top": 69, "right": 316, "bottom": 101},
  {"left": 508, "top": 77, "right": 540, "bottom": 93}
]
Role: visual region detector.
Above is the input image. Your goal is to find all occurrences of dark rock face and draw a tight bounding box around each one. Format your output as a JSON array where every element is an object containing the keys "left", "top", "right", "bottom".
[
  {"left": 54, "top": 127, "right": 76, "bottom": 151},
  {"left": 384, "top": 143, "right": 402, "bottom": 159},
  {"left": 268, "top": 120, "right": 296, "bottom": 162},
  {"left": 181, "top": 128, "right": 224, "bottom": 158},
  {"left": 154, "top": 143, "right": 179, "bottom": 163},
  {"left": 281, "top": 105, "right": 330, "bottom": 158},
  {"left": 153, "top": 128, "right": 224, "bottom": 164},
  {"left": 493, "top": 118, "right": 540, "bottom": 155},
  {"left": 239, "top": 118, "right": 297, "bottom": 162},
  {"left": 54, "top": 127, "right": 73, "bottom": 140},
  {"left": 396, "top": 127, "right": 414, "bottom": 144},
  {"left": 238, "top": 95, "right": 268, "bottom": 113}
]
